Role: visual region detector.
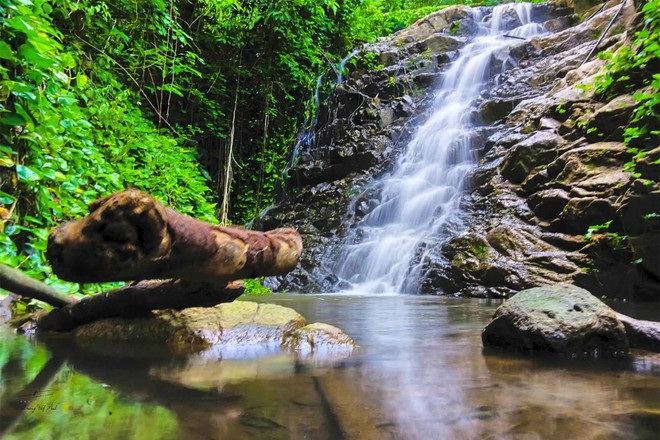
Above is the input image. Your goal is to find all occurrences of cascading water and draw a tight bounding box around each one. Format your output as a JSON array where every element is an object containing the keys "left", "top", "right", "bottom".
[
  {"left": 283, "top": 48, "right": 361, "bottom": 195},
  {"left": 336, "top": 48, "right": 360, "bottom": 85},
  {"left": 334, "top": 3, "right": 546, "bottom": 294}
]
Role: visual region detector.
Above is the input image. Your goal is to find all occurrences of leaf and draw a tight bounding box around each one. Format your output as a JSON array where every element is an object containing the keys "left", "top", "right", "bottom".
[
  {"left": 0, "top": 42, "right": 13, "bottom": 60},
  {"left": 16, "top": 164, "right": 40, "bottom": 182},
  {"left": 76, "top": 74, "right": 88, "bottom": 89},
  {"left": 23, "top": 215, "right": 43, "bottom": 225},
  {"left": 18, "top": 44, "right": 57, "bottom": 70},
  {"left": 0, "top": 112, "right": 26, "bottom": 126},
  {"left": 0, "top": 191, "right": 15, "bottom": 205},
  {"left": 0, "top": 156, "right": 15, "bottom": 167}
]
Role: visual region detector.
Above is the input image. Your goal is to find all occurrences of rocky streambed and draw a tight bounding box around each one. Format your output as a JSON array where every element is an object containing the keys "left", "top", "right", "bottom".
[{"left": 257, "top": 0, "right": 658, "bottom": 301}]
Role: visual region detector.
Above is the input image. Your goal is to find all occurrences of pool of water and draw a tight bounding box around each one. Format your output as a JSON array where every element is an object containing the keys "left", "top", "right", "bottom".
[{"left": 1, "top": 295, "right": 658, "bottom": 439}]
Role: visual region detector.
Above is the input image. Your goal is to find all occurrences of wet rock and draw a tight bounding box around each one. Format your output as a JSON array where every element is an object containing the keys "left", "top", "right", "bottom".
[
  {"left": 414, "top": 34, "right": 461, "bottom": 55},
  {"left": 500, "top": 130, "right": 564, "bottom": 184},
  {"left": 528, "top": 188, "right": 571, "bottom": 219},
  {"left": 551, "top": 197, "right": 618, "bottom": 234},
  {"left": 480, "top": 98, "right": 521, "bottom": 124},
  {"left": 636, "top": 146, "right": 660, "bottom": 181},
  {"left": 547, "top": 142, "right": 632, "bottom": 195},
  {"left": 73, "top": 301, "right": 354, "bottom": 358},
  {"left": 283, "top": 323, "right": 355, "bottom": 355},
  {"left": 482, "top": 284, "right": 629, "bottom": 356},
  {"left": 392, "top": 5, "right": 471, "bottom": 45},
  {"left": 618, "top": 189, "right": 660, "bottom": 287},
  {"left": 579, "top": 93, "right": 639, "bottom": 141}
]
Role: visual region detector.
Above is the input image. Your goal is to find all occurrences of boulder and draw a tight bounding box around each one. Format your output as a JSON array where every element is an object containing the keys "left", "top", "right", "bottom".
[
  {"left": 73, "top": 301, "right": 355, "bottom": 358},
  {"left": 579, "top": 93, "right": 638, "bottom": 142},
  {"left": 618, "top": 188, "right": 660, "bottom": 285},
  {"left": 551, "top": 197, "right": 618, "bottom": 234},
  {"left": 545, "top": 143, "right": 632, "bottom": 199},
  {"left": 635, "top": 146, "right": 660, "bottom": 181},
  {"left": 499, "top": 130, "right": 564, "bottom": 184},
  {"left": 392, "top": 5, "right": 471, "bottom": 45},
  {"left": 528, "top": 188, "right": 571, "bottom": 219},
  {"left": 482, "top": 284, "right": 629, "bottom": 355}
]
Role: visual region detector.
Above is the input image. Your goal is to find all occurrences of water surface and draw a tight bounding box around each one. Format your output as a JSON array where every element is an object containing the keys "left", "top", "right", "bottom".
[{"left": 1, "top": 295, "right": 658, "bottom": 439}]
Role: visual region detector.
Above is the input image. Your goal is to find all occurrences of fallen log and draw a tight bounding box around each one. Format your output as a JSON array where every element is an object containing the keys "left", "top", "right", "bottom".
[
  {"left": 47, "top": 189, "right": 302, "bottom": 283},
  {"left": 36, "top": 279, "right": 245, "bottom": 332},
  {"left": 0, "top": 264, "right": 73, "bottom": 308},
  {"left": 616, "top": 312, "right": 660, "bottom": 353}
]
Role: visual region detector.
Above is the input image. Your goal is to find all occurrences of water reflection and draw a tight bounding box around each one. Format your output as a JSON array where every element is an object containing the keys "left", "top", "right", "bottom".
[{"left": 1, "top": 296, "right": 658, "bottom": 439}]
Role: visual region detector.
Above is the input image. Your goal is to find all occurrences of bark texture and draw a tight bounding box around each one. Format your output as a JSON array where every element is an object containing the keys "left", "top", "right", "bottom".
[
  {"left": 36, "top": 279, "right": 245, "bottom": 332},
  {"left": 616, "top": 312, "right": 660, "bottom": 353},
  {"left": 47, "top": 189, "right": 302, "bottom": 283}
]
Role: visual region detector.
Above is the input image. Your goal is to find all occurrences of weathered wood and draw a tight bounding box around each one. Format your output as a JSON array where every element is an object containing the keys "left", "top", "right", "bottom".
[
  {"left": 0, "top": 264, "right": 73, "bottom": 308},
  {"left": 36, "top": 279, "right": 245, "bottom": 332},
  {"left": 47, "top": 189, "right": 302, "bottom": 283},
  {"left": 616, "top": 312, "right": 660, "bottom": 353}
]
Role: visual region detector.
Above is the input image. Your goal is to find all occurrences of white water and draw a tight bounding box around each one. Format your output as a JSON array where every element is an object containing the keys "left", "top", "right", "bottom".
[
  {"left": 334, "top": 3, "right": 546, "bottom": 294},
  {"left": 336, "top": 48, "right": 360, "bottom": 85}
]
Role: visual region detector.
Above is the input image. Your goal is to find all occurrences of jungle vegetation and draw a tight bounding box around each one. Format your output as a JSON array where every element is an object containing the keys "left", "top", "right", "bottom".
[
  {"left": 1, "top": 0, "right": 655, "bottom": 299},
  {"left": 0, "top": 0, "right": 480, "bottom": 297}
]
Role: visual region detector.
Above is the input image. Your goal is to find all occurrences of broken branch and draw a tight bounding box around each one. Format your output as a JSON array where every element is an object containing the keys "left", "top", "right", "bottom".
[
  {"left": 0, "top": 264, "right": 73, "bottom": 308},
  {"left": 36, "top": 279, "right": 245, "bottom": 332},
  {"left": 46, "top": 189, "right": 302, "bottom": 283}
]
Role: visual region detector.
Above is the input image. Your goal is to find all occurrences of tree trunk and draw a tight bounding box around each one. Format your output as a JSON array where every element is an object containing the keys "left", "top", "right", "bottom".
[
  {"left": 36, "top": 279, "right": 245, "bottom": 332},
  {"left": 46, "top": 189, "right": 302, "bottom": 283}
]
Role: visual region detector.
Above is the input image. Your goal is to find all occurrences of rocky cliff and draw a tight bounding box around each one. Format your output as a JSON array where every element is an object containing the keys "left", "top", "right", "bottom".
[{"left": 256, "top": 0, "right": 658, "bottom": 300}]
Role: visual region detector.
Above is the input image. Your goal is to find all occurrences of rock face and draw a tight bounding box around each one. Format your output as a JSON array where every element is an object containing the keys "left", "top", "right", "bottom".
[
  {"left": 73, "top": 301, "right": 355, "bottom": 358},
  {"left": 482, "top": 284, "right": 629, "bottom": 355},
  {"left": 258, "top": 1, "right": 658, "bottom": 301}
]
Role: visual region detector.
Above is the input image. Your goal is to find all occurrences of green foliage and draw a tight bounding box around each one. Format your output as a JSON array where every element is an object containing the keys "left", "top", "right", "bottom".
[
  {"left": 595, "top": 0, "right": 659, "bottom": 158},
  {"left": 243, "top": 277, "right": 272, "bottom": 295},
  {"left": 584, "top": 221, "right": 612, "bottom": 241},
  {"left": 471, "top": 243, "right": 489, "bottom": 259},
  {"left": 586, "top": 0, "right": 659, "bottom": 238},
  {"left": 0, "top": 332, "right": 178, "bottom": 439},
  {"left": 0, "top": 0, "right": 216, "bottom": 296}
]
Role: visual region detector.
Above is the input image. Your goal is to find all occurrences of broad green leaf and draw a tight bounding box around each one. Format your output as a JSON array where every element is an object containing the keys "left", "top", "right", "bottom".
[
  {"left": 18, "top": 43, "right": 57, "bottom": 69},
  {"left": 0, "top": 156, "right": 14, "bottom": 167},
  {"left": 0, "top": 191, "right": 15, "bottom": 204},
  {"left": 16, "top": 164, "right": 40, "bottom": 182},
  {"left": 76, "top": 74, "right": 88, "bottom": 89},
  {"left": 0, "top": 42, "right": 13, "bottom": 60},
  {"left": 0, "top": 112, "right": 26, "bottom": 126}
]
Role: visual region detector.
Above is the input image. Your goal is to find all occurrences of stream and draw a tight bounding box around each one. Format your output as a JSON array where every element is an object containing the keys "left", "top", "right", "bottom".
[
  {"left": 1, "top": 294, "right": 658, "bottom": 439},
  {"left": 1, "top": 3, "right": 658, "bottom": 439}
]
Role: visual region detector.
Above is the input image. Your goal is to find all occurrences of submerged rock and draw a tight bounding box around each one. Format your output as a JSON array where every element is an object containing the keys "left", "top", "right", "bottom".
[
  {"left": 73, "top": 301, "right": 355, "bottom": 359},
  {"left": 482, "top": 284, "right": 629, "bottom": 356}
]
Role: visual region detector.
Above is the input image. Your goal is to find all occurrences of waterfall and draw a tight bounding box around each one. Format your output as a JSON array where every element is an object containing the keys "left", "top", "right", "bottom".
[
  {"left": 333, "top": 3, "right": 546, "bottom": 294},
  {"left": 287, "top": 47, "right": 361, "bottom": 181},
  {"left": 336, "top": 48, "right": 360, "bottom": 85}
]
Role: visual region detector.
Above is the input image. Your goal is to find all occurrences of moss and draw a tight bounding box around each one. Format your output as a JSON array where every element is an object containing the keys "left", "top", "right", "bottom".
[
  {"left": 449, "top": 20, "right": 460, "bottom": 36},
  {"left": 472, "top": 243, "right": 489, "bottom": 260}
]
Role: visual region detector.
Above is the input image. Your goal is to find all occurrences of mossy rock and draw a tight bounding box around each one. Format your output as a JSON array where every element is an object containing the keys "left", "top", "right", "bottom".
[
  {"left": 482, "top": 284, "right": 629, "bottom": 356},
  {"left": 73, "top": 301, "right": 354, "bottom": 358}
]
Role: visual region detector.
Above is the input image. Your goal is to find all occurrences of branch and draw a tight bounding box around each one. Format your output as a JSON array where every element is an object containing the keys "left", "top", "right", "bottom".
[
  {"left": 616, "top": 312, "right": 660, "bottom": 353},
  {"left": 0, "top": 355, "right": 66, "bottom": 437},
  {"left": 0, "top": 264, "right": 73, "bottom": 308},
  {"left": 36, "top": 279, "right": 245, "bottom": 332},
  {"left": 46, "top": 189, "right": 302, "bottom": 283}
]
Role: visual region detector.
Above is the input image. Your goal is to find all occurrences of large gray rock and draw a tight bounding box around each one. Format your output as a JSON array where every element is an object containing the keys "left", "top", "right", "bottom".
[{"left": 482, "top": 284, "right": 629, "bottom": 355}]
